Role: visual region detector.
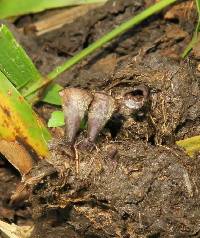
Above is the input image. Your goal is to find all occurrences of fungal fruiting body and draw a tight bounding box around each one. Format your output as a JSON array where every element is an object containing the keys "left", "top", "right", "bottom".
[
  {"left": 87, "top": 92, "right": 116, "bottom": 142},
  {"left": 60, "top": 88, "right": 93, "bottom": 144},
  {"left": 60, "top": 85, "right": 150, "bottom": 148},
  {"left": 119, "top": 84, "right": 150, "bottom": 117}
]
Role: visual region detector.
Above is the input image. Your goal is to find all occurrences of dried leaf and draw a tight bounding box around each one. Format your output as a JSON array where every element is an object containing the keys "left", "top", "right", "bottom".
[
  {"left": 0, "top": 220, "right": 33, "bottom": 238},
  {"left": 176, "top": 135, "right": 200, "bottom": 157}
]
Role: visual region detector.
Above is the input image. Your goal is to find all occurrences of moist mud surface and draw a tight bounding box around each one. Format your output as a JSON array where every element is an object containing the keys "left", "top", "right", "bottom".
[{"left": 1, "top": 0, "right": 200, "bottom": 237}]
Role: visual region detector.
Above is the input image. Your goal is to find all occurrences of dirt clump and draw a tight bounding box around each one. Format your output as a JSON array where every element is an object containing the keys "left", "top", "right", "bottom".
[
  {"left": 30, "top": 53, "right": 200, "bottom": 237},
  {"left": 30, "top": 139, "right": 200, "bottom": 238}
]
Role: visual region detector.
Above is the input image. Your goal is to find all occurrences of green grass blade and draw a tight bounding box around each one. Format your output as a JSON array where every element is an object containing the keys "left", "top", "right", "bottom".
[
  {"left": 0, "top": 25, "right": 41, "bottom": 89},
  {"left": 41, "top": 84, "right": 62, "bottom": 105},
  {"left": 182, "top": 0, "right": 200, "bottom": 58},
  {"left": 48, "top": 111, "right": 65, "bottom": 127},
  {"left": 0, "top": 0, "right": 107, "bottom": 19},
  {"left": 0, "top": 70, "right": 51, "bottom": 158},
  {"left": 196, "top": 0, "right": 200, "bottom": 17}
]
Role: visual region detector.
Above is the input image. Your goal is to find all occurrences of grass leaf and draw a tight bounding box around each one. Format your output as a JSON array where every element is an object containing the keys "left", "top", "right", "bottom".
[
  {"left": 0, "top": 71, "right": 51, "bottom": 163},
  {"left": 41, "top": 84, "right": 62, "bottom": 105},
  {"left": 0, "top": 25, "right": 53, "bottom": 174},
  {"left": 0, "top": 24, "right": 41, "bottom": 90},
  {"left": 182, "top": 0, "right": 200, "bottom": 58},
  {"left": 0, "top": 0, "right": 107, "bottom": 19},
  {"left": 48, "top": 111, "right": 65, "bottom": 127}
]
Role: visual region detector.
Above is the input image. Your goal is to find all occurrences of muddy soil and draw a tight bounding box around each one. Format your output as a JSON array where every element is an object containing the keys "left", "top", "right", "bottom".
[
  {"left": 31, "top": 140, "right": 200, "bottom": 238},
  {"left": 1, "top": 0, "right": 200, "bottom": 237}
]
